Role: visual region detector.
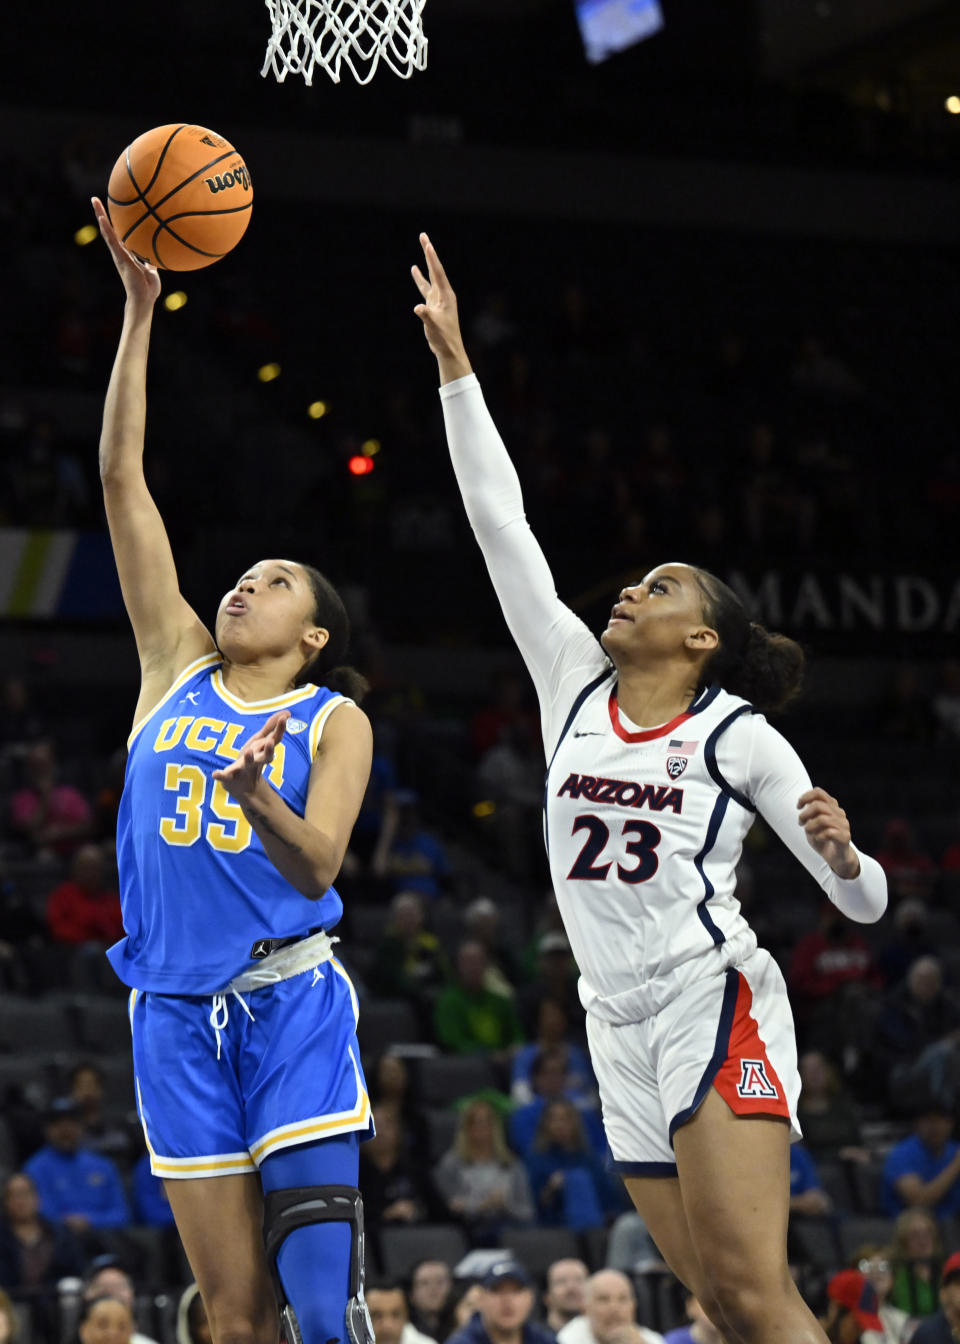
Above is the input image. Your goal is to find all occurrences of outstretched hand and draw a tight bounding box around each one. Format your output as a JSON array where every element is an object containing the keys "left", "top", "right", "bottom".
[
  {"left": 213, "top": 711, "right": 289, "bottom": 802},
  {"left": 411, "top": 233, "right": 473, "bottom": 385},
  {"left": 798, "top": 787, "right": 860, "bottom": 879},
  {"left": 91, "top": 196, "right": 161, "bottom": 309}
]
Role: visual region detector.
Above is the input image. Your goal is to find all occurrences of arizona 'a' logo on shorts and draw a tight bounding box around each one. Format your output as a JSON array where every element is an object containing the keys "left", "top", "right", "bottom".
[{"left": 736, "top": 1058, "right": 779, "bottom": 1099}]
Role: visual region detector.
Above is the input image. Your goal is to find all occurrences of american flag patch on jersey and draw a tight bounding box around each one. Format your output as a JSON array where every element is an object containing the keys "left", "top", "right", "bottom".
[{"left": 668, "top": 739, "right": 698, "bottom": 753}]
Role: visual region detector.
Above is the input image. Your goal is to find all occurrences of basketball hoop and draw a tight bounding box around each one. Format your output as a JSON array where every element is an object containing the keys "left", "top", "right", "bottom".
[{"left": 262, "top": 0, "right": 427, "bottom": 85}]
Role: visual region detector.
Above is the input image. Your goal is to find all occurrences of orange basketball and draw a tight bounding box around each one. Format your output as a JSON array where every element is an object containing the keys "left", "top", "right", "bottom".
[{"left": 106, "top": 124, "right": 253, "bottom": 271}]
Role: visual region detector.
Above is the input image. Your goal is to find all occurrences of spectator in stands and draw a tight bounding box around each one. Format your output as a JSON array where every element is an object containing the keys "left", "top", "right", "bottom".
[
  {"left": 510, "top": 1000, "right": 595, "bottom": 1109},
  {"left": 433, "top": 942, "right": 525, "bottom": 1057},
  {"left": 77, "top": 1294, "right": 135, "bottom": 1344},
  {"left": 542, "top": 1259, "right": 589, "bottom": 1335},
  {"left": 796, "top": 1051, "right": 868, "bottom": 1162},
  {"left": 931, "top": 662, "right": 960, "bottom": 743},
  {"left": 883, "top": 1102, "right": 960, "bottom": 1220},
  {"left": 557, "top": 1269, "right": 662, "bottom": 1344},
  {"left": 445, "top": 1261, "right": 555, "bottom": 1344},
  {"left": 874, "top": 665, "right": 937, "bottom": 744},
  {"left": 0, "top": 675, "right": 45, "bottom": 754},
  {"left": 358, "top": 1105, "right": 433, "bottom": 1229},
  {"left": 874, "top": 962, "right": 960, "bottom": 1111},
  {"left": 877, "top": 901, "right": 937, "bottom": 990},
  {"left": 789, "top": 900, "right": 880, "bottom": 1050},
  {"left": 69, "top": 1063, "right": 133, "bottom": 1166},
  {"left": 662, "top": 1295, "right": 723, "bottom": 1344},
  {"left": 475, "top": 724, "right": 545, "bottom": 879},
  {"left": 910, "top": 1251, "right": 960, "bottom": 1344},
  {"left": 453, "top": 1285, "right": 486, "bottom": 1333},
  {"left": 433, "top": 1098, "right": 534, "bottom": 1245},
  {"left": 371, "top": 791, "right": 451, "bottom": 901},
  {"left": 175, "top": 1284, "right": 211, "bottom": 1344},
  {"left": 408, "top": 1260, "right": 455, "bottom": 1343},
  {"left": 875, "top": 820, "right": 938, "bottom": 904},
  {"left": 888, "top": 1208, "right": 943, "bottom": 1319},
  {"left": 852, "top": 1245, "right": 909, "bottom": 1344},
  {"left": 516, "top": 933, "right": 582, "bottom": 1039},
  {"left": 9, "top": 739, "right": 93, "bottom": 860},
  {"left": 789, "top": 1143, "right": 831, "bottom": 1218},
  {"left": 462, "top": 899, "right": 522, "bottom": 999},
  {"left": 0, "top": 1170, "right": 83, "bottom": 1290},
  {"left": 367, "top": 1280, "right": 436, "bottom": 1344},
  {"left": 46, "top": 846, "right": 124, "bottom": 946},
  {"left": 84, "top": 1257, "right": 162, "bottom": 1344},
  {"left": 509, "top": 1049, "right": 606, "bottom": 1159},
  {"left": 0, "top": 1291, "right": 18, "bottom": 1344},
  {"left": 471, "top": 668, "right": 539, "bottom": 760},
  {"left": 368, "top": 1054, "right": 427, "bottom": 1153},
  {"left": 821, "top": 1269, "right": 885, "bottom": 1344},
  {"left": 605, "top": 1213, "right": 664, "bottom": 1275},
  {"left": 130, "top": 1152, "right": 175, "bottom": 1228},
  {"left": 370, "top": 890, "right": 450, "bottom": 1021},
  {"left": 23, "top": 1097, "right": 129, "bottom": 1241},
  {"left": 524, "top": 1100, "right": 612, "bottom": 1230},
  {"left": 0, "top": 860, "right": 48, "bottom": 994}
]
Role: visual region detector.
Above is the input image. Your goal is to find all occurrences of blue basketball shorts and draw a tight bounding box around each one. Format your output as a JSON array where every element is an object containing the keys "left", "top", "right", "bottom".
[{"left": 129, "top": 957, "right": 373, "bottom": 1179}]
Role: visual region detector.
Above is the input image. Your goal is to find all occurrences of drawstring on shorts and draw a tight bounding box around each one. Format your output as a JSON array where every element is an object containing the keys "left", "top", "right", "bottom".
[{"left": 206, "top": 929, "right": 337, "bottom": 1059}]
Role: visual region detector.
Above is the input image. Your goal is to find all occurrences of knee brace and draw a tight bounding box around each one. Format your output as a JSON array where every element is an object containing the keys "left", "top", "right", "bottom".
[{"left": 263, "top": 1185, "right": 372, "bottom": 1344}]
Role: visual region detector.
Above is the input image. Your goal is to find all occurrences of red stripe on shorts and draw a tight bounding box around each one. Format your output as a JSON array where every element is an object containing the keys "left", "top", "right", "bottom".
[{"left": 712, "top": 972, "right": 790, "bottom": 1120}]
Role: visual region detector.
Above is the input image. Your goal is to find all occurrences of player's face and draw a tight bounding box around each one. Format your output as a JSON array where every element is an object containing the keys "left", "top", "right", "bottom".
[
  {"left": 215, "top": 559, "right": 324, "bottom": 664},
  {"left": 600, "top": 563, "right": 716, "bottom": 666}
]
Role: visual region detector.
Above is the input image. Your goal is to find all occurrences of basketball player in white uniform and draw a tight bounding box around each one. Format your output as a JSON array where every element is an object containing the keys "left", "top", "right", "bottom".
[{"left": 411, "top": 236, "right": 887, "bottom": 1344}]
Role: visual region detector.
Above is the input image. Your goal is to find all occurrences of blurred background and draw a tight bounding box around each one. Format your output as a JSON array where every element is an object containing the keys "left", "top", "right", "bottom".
[{"left": 1, "top": 1, "right": 959, "bottom": 1341}]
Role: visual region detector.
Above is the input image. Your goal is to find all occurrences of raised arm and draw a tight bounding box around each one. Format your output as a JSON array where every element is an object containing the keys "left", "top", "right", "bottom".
[
  {"left": 92, "top": 198, "right": 214, "bottom": 724},
  {"left": 412, "top": 235, "right": 607, "bottom": 748}
]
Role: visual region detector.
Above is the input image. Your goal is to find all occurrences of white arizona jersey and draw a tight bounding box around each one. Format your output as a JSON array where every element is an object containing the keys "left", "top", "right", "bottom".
[{"left": 439, "top": 374, "right": 887, "bottom": 1028}]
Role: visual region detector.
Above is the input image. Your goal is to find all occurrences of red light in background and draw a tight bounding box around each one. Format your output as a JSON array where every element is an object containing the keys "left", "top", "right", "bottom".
[{"left": 348, "top": 455, "right": 375, "bottom": 475}]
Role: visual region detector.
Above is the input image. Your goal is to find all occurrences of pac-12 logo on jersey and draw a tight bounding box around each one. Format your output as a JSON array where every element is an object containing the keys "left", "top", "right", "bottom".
[
  {"left": 666, "top": 755, "right": 688, "bottom": 780},
  {"left": 736, "top": 1059, "right": 779, "bottom": 1099},
  {"left": 286, "top": 719, "right": 307, "bottom": 734}
]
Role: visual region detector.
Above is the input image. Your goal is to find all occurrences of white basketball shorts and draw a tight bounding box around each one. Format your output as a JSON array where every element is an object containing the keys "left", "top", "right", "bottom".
[{"left": 587, "top": 946, "right": 801, "bottom": 1175}]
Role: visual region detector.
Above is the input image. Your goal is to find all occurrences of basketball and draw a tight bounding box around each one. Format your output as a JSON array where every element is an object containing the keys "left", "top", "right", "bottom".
[{"left": 106, "top": 124, "right": 253, "bottom": 271}]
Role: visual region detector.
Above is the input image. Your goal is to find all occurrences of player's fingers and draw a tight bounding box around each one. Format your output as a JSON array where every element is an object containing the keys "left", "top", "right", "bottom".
[
  {"left": 797, "top": 787, "right": 833, "bottom": 808},
  {"left": 421, "top": 233, "right": 452, "bottom": 292},
  {"left": 411, "top": 264, "right": 431, "bottom": 298},
  {"left": 797, "top": 801, "right": 835, "bottom": 824}
]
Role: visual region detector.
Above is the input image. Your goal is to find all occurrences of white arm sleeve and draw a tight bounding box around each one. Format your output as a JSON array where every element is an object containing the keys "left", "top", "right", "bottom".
[
  {"left": 439, "top": 374, "right": 610, "bottom": 754},
  {"left": 716, "top": 714, "right": 888, "bottom": 923}
]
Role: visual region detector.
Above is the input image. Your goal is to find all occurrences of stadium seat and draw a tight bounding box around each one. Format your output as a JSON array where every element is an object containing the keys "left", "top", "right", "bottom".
[
  {"left": 0, "top": 995, "right": 76, "bottom": 1053},
  {"left": 423, "top": 1107, "right": 458, "bottom": 1161},
  {"left": 838, "top": 1216, "right": 895, "bottom": 1262},
  {"left": 413, "top": 1055, "right": 500, "bottom": 1108},
  {"left": 357, "top": 998, "right": 423, "bottom": 1055},
  {"left": 378, "top": 1223, "right": 469, "bottom": 1277},
  {"left": 817, "top": 1158, "right": 854, "bottom": 1214},
  {"left": 501, "top": 1227, "right": 580, "bottom": 1279},
  {"left": 580, "top": 1224, "right": 609, "bottom": 1270},
  {"left": 789, "top": 1215, "right": 841, "bottom": 1269},
  {"left": 849, "top": 1161, "right": 886, "bottom": 1216},
  {"left": 72, "top": 995, "right": 134, "bottom": 1054}
]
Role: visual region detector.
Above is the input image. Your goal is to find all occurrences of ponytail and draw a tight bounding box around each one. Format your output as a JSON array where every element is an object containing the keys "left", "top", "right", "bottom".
[
  {"left": 694, "top": 569, "right": 804, "bottom": 714},
  {"left": 295, "top": 563, "right": 370, "bottom": 704}
]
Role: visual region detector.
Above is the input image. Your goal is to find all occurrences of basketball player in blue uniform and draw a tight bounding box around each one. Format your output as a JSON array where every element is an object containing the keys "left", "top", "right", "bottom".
[
  {"left": 92, "top": 196, "right": 375, "bottom": 1344},
  {"left": 411, "top": 236, "right": 887, "bottom": 1344}
]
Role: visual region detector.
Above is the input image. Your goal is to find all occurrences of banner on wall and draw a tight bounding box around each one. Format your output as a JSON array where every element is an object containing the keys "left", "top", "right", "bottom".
[
  {"left": 0, "top": 529, "right": 124, "bottom": 620},
  {"left": 723, "top": 568, "right": 960, "bottom": 652}
]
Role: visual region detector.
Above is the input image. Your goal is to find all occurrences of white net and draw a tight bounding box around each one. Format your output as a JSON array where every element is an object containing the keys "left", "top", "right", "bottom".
[{"left": 262, "top": 0, "right": 427, "bottom": 85}]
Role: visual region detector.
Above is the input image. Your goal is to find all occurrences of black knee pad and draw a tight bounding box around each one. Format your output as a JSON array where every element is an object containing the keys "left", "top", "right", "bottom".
[{"left": 263, "top": 1185, "right": 372, "bottom": 1344}]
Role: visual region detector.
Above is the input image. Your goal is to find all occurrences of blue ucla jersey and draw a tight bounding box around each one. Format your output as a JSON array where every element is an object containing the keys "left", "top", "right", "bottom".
[{"left": 110, "top": 653, "right": 349, "bottom": 994}]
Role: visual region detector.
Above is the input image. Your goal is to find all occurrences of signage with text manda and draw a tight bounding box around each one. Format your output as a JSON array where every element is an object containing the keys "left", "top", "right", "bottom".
[{"left": 726, "top": 569, "right": 960, "bottom": 652}]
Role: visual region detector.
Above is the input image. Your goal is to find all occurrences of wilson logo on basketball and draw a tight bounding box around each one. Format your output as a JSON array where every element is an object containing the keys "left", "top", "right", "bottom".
[{"left": 205, "top": 164, "right": 252, "bottom": 194}]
